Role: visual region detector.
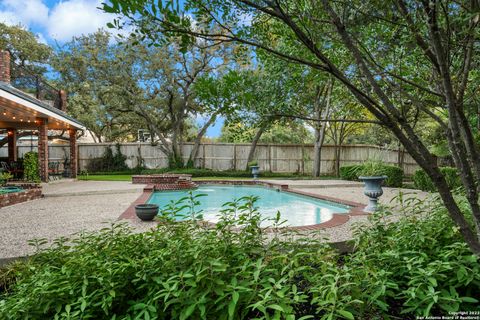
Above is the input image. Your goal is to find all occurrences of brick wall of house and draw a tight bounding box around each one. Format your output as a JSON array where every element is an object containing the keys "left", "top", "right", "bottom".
[
  {"left": 69, "top": 129, "right": 77, "bottom": 178},
  {"left": 38, "top": 119, "right": 49, "bottom": 182}
]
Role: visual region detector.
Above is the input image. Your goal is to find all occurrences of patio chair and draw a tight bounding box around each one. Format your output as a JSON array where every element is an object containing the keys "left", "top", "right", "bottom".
[
  {"left": 9, "top": 161, "right": 24, "bottom": 179},
  {"left": 0, "top": 161, "right": 8, "bottom": 172},
  {"left": 48, "top": 162, "right": 61, "bottom": 180}
]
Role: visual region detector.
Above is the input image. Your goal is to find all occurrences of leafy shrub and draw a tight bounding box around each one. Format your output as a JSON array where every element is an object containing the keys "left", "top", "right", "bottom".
[
  {"left": 348, "top": 195, "right": 480, "bottom": 316},
  {"left": 86, "top": 143, "right": 129, "bottom": 172},
  {"left": 381, "top": 165, "right": 404, "bottom": 188},
  {"left": 358, "top": 160, "right": 386, "bottom": 176},
  {"left": 1, "top": 195, "right": 478, "bottom": 319},
  {"left": 0, "top": 172, "right": 13, "bottom": 186},
  {"left": 339, "top": 164, "right": 362, "bottom": 181},
  {"left": 340, "top": 163, "right": 403, "bottom": 187},
  {"left": 23, "top": 151, "right": 40, "bottom": 182},
  {"left": 247, "top": 160, "right": 259, "bottom": 168},
  {"left": 413, "top": 167, "right": 461, "bottom": 192}
]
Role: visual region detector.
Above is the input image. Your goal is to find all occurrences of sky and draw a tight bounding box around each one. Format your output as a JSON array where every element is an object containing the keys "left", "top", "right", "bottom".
[{"left": 0, "top": 0, "right": 224, "bottom": 137}]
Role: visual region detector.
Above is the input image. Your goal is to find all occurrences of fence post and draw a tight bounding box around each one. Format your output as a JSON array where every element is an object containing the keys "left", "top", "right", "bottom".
[
  {"left": 301, "top": 145, "right": 305, "bottom": 175},
  {"left": 233, "top": 144, "right": 237, "bottom": 170},
  {"left": 202, "top": 144, "right": 206, "bottom": 169},
  {"left": 268, "top": 144, "right": 272, "bottom": 172}
]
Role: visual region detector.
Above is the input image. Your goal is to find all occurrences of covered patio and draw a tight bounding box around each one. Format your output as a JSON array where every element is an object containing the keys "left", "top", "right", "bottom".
[{"left": 0, "top": 50, "right": 85, "bottom": 182}]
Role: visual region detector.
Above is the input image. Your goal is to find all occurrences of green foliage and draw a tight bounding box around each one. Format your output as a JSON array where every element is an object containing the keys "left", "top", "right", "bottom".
[
  {"left": 339, "top": 165, "right": 362, "bottom": 181},
  {"left": 381, "top": 166, "right": 404, "bottom": 188},
  {"left": 51, "top": 31, "right": 145, "bottom": 142},
  {"left": 219, "top": 122, "right": 314, "bottom": 144},
  {"left": 1, "top": 194, "right": 479, "bottom": 318},
  {"left": 358, "top": 160, "right": 386, "bottom": 177},
  {"left": 0, "top": 172, "right": 13, "bottom": 186},
  {"left": 247, "top": 160, "right": 258, "bottom": 167},
  {"left": 340, "top": 163, "right": 404, "bottom": 187},
  {"left": 0, "top": 23, "right": 51, "bottom": 68},
  {"left": 86, "top": 144, "right": 129, "bottom": 173},
  {"left": 348, "top": 195, "right": 480, "bottom": 316},
  {"left": 23, "top": 152, "right": 40, "bottom": 183},
  {"left": 413, "top": 167, "right": 462, "bottom": 192}
]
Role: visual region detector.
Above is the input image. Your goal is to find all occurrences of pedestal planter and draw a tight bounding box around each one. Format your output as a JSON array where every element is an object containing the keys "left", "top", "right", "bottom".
[
  {"left": 135, "top": 204, "right": 159, "bottom": 221},
  {"left": 359, "top": 175, "right": 387, "bottom": 213},
  {"left": 250, "top": 166, "right": 260, "bottom": 179}
]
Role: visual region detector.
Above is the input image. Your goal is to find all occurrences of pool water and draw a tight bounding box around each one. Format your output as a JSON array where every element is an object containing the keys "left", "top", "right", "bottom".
[
  {"left": 147, "top": 185, "right": 350, "bottom": 227},
  {"left": 0, "top": 186, "right": 23, "bottom": 195}
]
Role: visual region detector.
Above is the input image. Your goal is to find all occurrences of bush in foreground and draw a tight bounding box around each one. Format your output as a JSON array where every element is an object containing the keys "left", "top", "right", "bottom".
[{"left": 0, "top": 195, "right": 479, "bottom": 319}]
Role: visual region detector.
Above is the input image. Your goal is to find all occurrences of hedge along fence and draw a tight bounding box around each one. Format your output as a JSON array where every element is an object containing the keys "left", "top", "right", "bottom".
[
  {"left": 0, "top": 143, "right": 420, "bottom": 176},
  {"left": 339, "top": 164, "right": 404, "bottom": 187}
]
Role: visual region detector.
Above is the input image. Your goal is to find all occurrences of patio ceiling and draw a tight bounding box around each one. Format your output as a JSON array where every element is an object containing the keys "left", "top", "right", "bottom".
[{"left": 0, "top": 82, "right": 85, "bottom": 131}]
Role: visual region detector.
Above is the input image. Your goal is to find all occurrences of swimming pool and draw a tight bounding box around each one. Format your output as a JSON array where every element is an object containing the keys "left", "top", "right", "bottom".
[{"left": 147, "top": 185, "right": 350, "bottom": 227}]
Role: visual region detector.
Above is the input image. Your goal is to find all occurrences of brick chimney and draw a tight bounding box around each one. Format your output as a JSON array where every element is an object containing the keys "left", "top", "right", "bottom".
[
  {"left": 0, "top": 50, "right": 10, "bottom": 83},
  {"left": 59, "top": 89, "right": 67, "bottom": 112}
]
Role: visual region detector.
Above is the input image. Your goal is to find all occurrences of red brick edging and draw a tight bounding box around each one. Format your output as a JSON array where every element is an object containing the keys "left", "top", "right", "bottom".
[
  {"left": 0, "top": 184, "right": 43, "bottom": 208},
  {"left": 119, "top": 180, "right": 367, "bottom": 230},
  {"left": 118, "top": 189, "right": 153, "bottom": 220}
]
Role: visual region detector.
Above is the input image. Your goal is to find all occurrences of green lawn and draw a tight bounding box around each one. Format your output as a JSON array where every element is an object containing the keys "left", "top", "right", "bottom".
[{"left": 78, "top": 175, "right": 132, "bottom": 181}]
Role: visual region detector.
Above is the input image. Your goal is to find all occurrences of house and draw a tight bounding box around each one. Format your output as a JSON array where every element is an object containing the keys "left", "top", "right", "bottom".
[{"left": 0, "top": 50, "right": 85, "bottom": 181}]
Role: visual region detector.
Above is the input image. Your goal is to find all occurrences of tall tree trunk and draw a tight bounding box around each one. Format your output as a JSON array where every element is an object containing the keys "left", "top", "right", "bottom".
[
  {"left": 188, "top": 114, "right": 218, "bottom": 167},
  {"left": 313, "top": 82, "right": 332, "bottom": 177},
  {"left": 246, "top": 124, "right": 268, "bottom": 170},
  {"left": 170, "top": 120, "right": 184, "bottom": 168},
  {"left": 333, "top": 144, "right": 340, "bottom": 177},
  {"left": 313, "top": 120, "right": 328, "bottom": 177}
]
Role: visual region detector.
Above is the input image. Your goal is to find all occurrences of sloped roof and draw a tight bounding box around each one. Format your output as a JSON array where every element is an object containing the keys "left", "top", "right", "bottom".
[{"left": 0, "top": 81, "right": 85, "bottom": 130}]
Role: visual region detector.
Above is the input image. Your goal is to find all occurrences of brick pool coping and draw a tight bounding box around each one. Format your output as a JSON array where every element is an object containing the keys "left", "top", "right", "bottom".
[{"left": 118, "top": 180, "right": 368, "bottom": 230}]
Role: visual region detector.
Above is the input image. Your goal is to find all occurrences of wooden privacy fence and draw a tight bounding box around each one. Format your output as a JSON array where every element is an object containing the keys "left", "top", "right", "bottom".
[{"left": 0, "top": 143, "right": 420, "bottom": 176}]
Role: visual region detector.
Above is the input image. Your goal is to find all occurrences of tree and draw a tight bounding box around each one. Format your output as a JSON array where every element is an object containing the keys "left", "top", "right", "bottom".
[
  {"left": 52, "top": 31, "right": 143, "bottom": 142},
  {"left": 0, "top": 23, "right": 53, "bottom": 96},
  {"left": 0, "top": 23, "right": 51, "bottom": 67},
  {"left": 255, "top": 52, "right": 335, "bottom": 176},
  {"left": 219, "top": 121, "right": 313, "bottom": 144},
  {"left": 103, "top": 0, "right": 480, "bottom": 254},
  {"left": 219, "top": 68, "right": 292, "bottom": 168},
  {"left": 112, "top": 35, "right": 242, "bottom": 167},
  {"left": 326, "top": 100, "right": 369, "bottom": 176}
]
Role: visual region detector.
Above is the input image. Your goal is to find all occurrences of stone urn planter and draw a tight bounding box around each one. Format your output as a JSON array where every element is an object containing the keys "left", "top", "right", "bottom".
[
  {"left": 359, "top": 175, "right": 387, "bottom": 212},
  {"left": 135, "top": 204, "right": 159, "bottom": 221},
  {"left": 250, "top": 166, "right": 260, "bottom": 179}
]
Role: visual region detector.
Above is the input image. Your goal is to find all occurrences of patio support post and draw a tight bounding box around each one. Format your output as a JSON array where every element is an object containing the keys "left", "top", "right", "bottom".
[
  {"left": 7, "top": 128, "right": 17, "bottom": 162},
  {"left": 38, "top": 118, "right": 49, "bottom": 182},
  {"left": 69, "top": 129, "right": 77, "bottom": 178}
]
